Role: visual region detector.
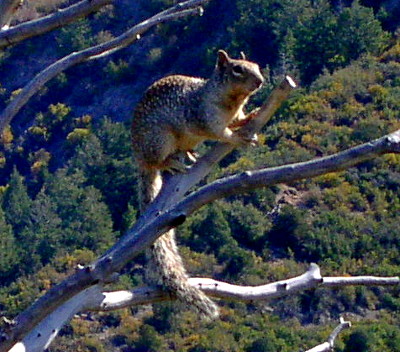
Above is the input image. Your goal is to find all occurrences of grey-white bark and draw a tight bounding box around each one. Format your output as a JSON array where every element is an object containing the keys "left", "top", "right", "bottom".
[
  {"left": 0, "top": 0, "right": 208, "bottom": 134},
  {"left": 7, "top": 265, "right": 398, "bottom": 352},
  {"left": 0, "top": 0, "right": 113, "bottom": 48},
  {"left": 178, "top": 129, "right": 400, "bottom": 214},
  {"left": 305, "top": 317, "right": 352, "bottom": 352}
]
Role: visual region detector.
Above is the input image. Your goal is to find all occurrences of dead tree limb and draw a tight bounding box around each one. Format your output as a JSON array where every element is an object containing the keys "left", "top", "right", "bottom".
[
  {"left": 7, "top": 265, "right": 397, "bottom": 352},
  {"left": 178, "top": 129, "right": 400, "bottom": 213},
  {"left": 0, "top": 0, "right": 112, "bottom": 48},
  {"left": 0, "top": 0, "right": 208, "bottom": 134},
  {"left": 305, "top": 317, "right": 352, "bottom": 352}
]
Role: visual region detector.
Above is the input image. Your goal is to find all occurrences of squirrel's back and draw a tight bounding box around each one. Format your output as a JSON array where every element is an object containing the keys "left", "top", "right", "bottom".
[
  {"left": 132, "top": 75, "right": 207, "bottom": 170},
  {"left": 135, "top": 75, "right": 205, "bottom": 116},
  {"left": 133, "top": 75, "right": 206, "bottom": 132}
]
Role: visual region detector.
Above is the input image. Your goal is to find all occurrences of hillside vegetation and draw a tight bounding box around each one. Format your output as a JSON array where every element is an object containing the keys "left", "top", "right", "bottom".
[{"left": 1, "top": 0, "right": 400, "bottom": 351}]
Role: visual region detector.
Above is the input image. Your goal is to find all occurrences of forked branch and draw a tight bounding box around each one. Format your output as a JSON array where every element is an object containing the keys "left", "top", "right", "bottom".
[
  {"left": 305, "top": 317, "right": 352, "bottom": 352},
  {"left": 7, "top": 264, "right": 397, "bottom": 352},
  {"left": 0, "top": 0, "right": 112, "bottom": 47},
  {"left": 138, "top": 76, "right": 297, "bottom": 227},
  {"left": 0, "top": 0, "right": 209, "bottom": 134},
  {"left": 179, "top": 129, "right": 400, "bottom": 214}
]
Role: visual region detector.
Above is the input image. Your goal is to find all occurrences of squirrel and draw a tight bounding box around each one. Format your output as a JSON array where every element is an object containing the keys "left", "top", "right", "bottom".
[{"left": 131, "top": 50, "right": 264, "bottom": 319}]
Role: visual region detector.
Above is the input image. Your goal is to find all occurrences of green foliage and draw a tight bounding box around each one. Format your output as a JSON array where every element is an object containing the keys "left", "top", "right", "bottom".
[
  {"left": 66, "top": 128, "right": 91, "bottom": 143},
  {"left": 343, "top": 323, "right": 400, "bottom": 352},
  {"left": 244, "top": 332, "right": 287, "bottom": 352},
  {"left": 104, "top": 59, "right": 135, "bottom": 82},
  {"left": 228, "top": 200, "right": 272, "bottom": 248},
  {"left": 230, "top": 0, "right": 281, "bottom": 65},
  {"left": 291, "top": 1, "right": 389, "bottom": 83},
  {"left": 42, "top": 168, "right": 115, "bottom": 252},
  {"left": 70, "top": 119, "right": 138, "bottom": 229},
  {"left": 57, "top": 19, "right": 94, "bottom": 54},
  {"left": 133, "top": 325, "right": 166, "bottom": 352},
  {"left": 0, "top": 207, "right": 20, "bottom": 281},
  {"left": 2, "top": 168, "right": 33, "bottom": 237},
  {"left": 185, "top": 203, "right": 234, "bottom": 254},
  {"left": 229, "top": 0, "right": 389, "bottom": 83},
  {"left": 267, "top": 205, "right": 310, "bottom": 258},
  {"left": 26, "top": 103, "right": 76, "bottom": 147},
  {"left": 29, "top": 188, "right": 62, "bottom": 263},
  {"left": 80, "top": 337, "right": 106, "bottom": 352}
]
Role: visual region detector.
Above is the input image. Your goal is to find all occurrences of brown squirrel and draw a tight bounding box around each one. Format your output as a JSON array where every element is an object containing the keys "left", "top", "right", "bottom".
[{"left": 131, "top": 50, "right": 264, "bottom": 318}]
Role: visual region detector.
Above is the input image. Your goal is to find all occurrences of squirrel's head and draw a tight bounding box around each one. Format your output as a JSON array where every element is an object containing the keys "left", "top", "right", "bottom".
[{"left": 215, "top": 50, "right": 264, "bottom": 95}]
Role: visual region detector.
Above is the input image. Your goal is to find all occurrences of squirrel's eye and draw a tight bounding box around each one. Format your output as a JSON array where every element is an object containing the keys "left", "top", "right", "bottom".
[{"left": 232, "top": 65, "right": 244, "bottom": 75}]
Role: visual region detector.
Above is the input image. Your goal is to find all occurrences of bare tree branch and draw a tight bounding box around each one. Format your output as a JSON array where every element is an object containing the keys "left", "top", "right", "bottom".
[
  {"left": 98, "top": 271, "right": 398, "bottom": 308},
  {"left": 8, "top": 264, "right": 397, "bottom": 352},
  {"left": 178, "top": 129, "right": 400, "bottom": 214},
  {"left": 0, "top": 0, "right": 23, "bottom": 30},
  {"left": 8, "top": 286, "right": 104, "bottom": 352},
  {"left": 305, "top": 317, "right": 352, "bottom": 352},
  {"left": 327, "top": 317, "right": 351, "bottom": 346},
  {"left": 0, "top": 0, "right": 112, "bottom": 48},
  {"left": 0, "top": 0, "right": 208, "bottom": 135}
]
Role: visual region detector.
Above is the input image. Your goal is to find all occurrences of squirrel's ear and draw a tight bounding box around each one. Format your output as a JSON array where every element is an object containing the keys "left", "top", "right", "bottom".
[{"left": 216, "top": 50, "right": 230, "bottom": 70}]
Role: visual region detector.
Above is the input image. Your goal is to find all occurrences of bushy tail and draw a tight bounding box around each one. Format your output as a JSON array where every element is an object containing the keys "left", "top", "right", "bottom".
[{"left": 140, "top": 168, "right": 219, "bottom": 319}]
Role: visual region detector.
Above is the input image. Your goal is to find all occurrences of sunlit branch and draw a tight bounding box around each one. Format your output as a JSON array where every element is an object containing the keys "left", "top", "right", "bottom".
[
  {"left": 8, "top": 265, "right": 397, "bottom": 352},
  {"left": 0, "top": 0, "right": 112, "bottom": 48},
  {"left": 0, "top": 0, "right": 208, "bottom": 134}
]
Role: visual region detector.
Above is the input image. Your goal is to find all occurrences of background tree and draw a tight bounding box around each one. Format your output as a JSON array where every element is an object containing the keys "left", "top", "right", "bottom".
[{"left": 0, "top": 207, "right": 20, "bottom": 283}]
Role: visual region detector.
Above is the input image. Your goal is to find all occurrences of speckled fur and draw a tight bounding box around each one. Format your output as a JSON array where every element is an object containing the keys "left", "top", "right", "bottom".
[{"left": 132, "top": 50, "right": 264, "bottom": 319}]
